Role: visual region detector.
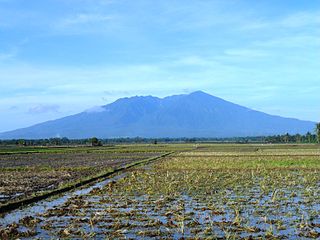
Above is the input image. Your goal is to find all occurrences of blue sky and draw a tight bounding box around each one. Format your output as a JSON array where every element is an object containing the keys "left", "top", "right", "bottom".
[{"left": 0, "top": 0, "right": 319, "bottom": 132}]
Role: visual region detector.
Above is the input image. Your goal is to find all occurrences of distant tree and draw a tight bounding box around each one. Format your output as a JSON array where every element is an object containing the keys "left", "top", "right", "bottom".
[
  {"left": 295, "top": 134, "right": 301, "bottom": 143},
  {"left": 48, "top": 138, "right": 62, "bottom": 146},
  {"left": 17, "top": 139, "right": 26, "bottom": 146},
  {"left": 316, "top": 123, "right": 320, "bottom": 143},
  {"left": 61, "top": 137, "right": 70, "bottom": 145},
  {"left": 283, "top": 133, "right": 290, "bottom": 143},
  {"left": 90, "top": 137, "right": 102, "bottom": 147},
  {"left": 306, "top": 132, "right": 312, "bottom": 143}
]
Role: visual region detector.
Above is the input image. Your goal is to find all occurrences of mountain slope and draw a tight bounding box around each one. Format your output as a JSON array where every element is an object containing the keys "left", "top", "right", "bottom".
[{"left": 0, "top": 91, "right": 315, "bottom": 139}]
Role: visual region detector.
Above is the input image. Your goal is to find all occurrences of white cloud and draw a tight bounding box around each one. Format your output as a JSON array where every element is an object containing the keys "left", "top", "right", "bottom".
[
  {"left": 0, "top": 3, "right": 319, "bottom": 129},
  {"left": 239, "top": 10, "right": 320, "bottom": 33},
  {"left": 239, "top": 21, "right": 270, "bottom": 31},
  {"left": 224, "top": 49, "right": 269, "bottom": 58},
  {"left": 85, "top": 106, "right": 106, "bottom": 113},
  {"left": 0, "top": 52, "right": 14, "bottom": 61},
  {"left": 51, "top": 11, "right": 122, "bottom": 35},
  {"left": 254, "top": 35, "right": 320, "bottom": 48},
  {"left": 59, "top": 13, "right": 114, "bottom": 26},
  {"left": 173, "top": 56, "right": 214, "bottom": 66},
  {"left": 0, "top": 48, "right": 17, "bottom": 61},
  {"left": 280, "top": 11, "right": 320, "bottom": 28},
  {"left": 28, "top": 104, "right": 60, "bottom": 114}
]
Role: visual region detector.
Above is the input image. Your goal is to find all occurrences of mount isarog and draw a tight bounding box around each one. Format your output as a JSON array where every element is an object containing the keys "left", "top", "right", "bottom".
[{"left": 0, "top": 91, "right": 315, "bottom": 139}]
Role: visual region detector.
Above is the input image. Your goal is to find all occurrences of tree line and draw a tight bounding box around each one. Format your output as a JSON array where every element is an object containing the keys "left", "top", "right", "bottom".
[{"left": 1, "top": 124, "right": 319, "bottom": 146}]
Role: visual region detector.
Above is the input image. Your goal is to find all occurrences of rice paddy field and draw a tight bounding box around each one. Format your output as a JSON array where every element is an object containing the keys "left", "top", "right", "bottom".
[
  {"left": 0, "top": 144, "right": 182, "bottom": 205},
  {"left": 0, "top": 144, "right": 320, "bottom": 239}
]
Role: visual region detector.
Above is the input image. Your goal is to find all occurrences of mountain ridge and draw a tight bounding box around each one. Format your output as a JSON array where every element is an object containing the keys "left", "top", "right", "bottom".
[{"left": 0, "top": 91, "right": 315, "bottom": 139}]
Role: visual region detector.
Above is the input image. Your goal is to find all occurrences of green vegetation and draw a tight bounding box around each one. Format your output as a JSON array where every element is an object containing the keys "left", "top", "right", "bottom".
[
  {"left": 0, "top": 131, "right": 319, "bottom": 148},
  {"left": 90, "top": 137, "right": 102, "bottom": 147},
  {"left": 316, "top": 123, "right": 320, "bottom": 143}
]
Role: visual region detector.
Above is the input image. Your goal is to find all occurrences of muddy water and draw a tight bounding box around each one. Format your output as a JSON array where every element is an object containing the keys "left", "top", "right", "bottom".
[{"left": 0, "top": 173, "right": 127, "bottom": 226}]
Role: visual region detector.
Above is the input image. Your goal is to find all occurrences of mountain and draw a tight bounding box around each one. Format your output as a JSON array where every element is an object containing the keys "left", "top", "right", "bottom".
[{"left": 0, "top": 91, "right": 315, "bottom": 139}]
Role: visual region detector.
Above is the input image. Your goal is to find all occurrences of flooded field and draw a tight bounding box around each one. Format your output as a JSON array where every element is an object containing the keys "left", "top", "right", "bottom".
[
  {"left": 0, "top": 145, "right": 178, "bottom": 205},
  {"left": 0, "top": 144, "right": 320, "bottom": 239}
]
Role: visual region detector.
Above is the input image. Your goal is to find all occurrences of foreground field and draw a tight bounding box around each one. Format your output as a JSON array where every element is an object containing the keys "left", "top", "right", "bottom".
[
  {"left": 0, "top": 144, "right": 320, "bottom": 239},
  {"left": 0, "top": 144, "right": 185, "bottom": 206}
]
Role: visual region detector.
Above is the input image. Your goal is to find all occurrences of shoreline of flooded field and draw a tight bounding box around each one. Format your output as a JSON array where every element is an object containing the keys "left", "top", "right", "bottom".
[{"left": 0, "top": 172, "right": 128, "bottom": 227}]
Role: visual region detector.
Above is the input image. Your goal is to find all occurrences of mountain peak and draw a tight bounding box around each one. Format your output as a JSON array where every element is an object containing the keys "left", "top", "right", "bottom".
[
  {"left": 188, "top": 90, "right": 209, "bottom": 96},
  {"left": 186, "top": 91, "right": 227, "bottom": 104},
  {"left": 0, "top": 92, "right": 315, "bottom": 139}
]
